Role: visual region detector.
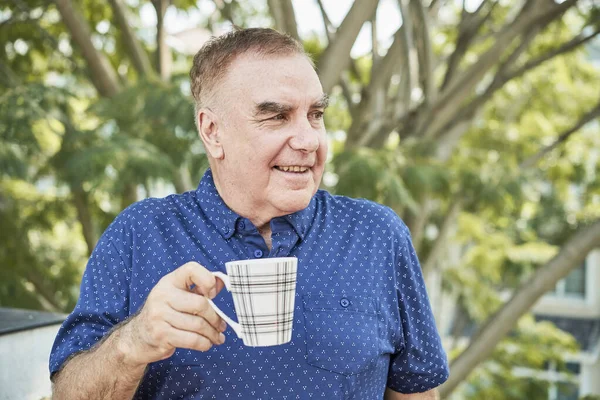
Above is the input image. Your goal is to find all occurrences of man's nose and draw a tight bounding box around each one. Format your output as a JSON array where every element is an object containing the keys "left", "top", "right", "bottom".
[{"left": 289, "top": 120, "right": 320, "bottom": 153}]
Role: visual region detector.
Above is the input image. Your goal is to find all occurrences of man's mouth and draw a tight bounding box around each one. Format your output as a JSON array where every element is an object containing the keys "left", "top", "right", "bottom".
[{"left": 274, "top": 166, "right": 310, "bottom": 173}]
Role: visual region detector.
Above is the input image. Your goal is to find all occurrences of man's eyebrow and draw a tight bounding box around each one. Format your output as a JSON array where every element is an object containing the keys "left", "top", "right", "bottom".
[
  {"left": 253, "top": 95, "right": 329, "bottom": 117},
  {"left": 311, "top": 94, "right": 329, "bottom": 109},
  {"left": 253, "top": 102, "right": 294, "bottom": 117}
]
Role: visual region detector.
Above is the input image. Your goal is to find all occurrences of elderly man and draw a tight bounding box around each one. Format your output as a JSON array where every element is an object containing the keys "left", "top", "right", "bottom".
[{"left": 50, "top": 28, "right": 448, "bottom": 399}]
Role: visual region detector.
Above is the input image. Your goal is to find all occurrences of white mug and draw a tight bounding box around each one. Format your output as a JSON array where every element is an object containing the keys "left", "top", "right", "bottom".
[{"left": 207, "top": 257, "right": 298, "bottom": 347}]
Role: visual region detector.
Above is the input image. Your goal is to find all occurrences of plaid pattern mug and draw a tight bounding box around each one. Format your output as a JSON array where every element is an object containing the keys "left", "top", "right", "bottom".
[{"left": 207, "top": 257, "right": 298, "bottom": 347}]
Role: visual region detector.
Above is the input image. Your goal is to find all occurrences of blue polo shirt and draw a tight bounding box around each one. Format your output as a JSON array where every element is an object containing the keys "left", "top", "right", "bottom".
[{"left": 50, "top": 169, "right": 448, "bottom": 399}]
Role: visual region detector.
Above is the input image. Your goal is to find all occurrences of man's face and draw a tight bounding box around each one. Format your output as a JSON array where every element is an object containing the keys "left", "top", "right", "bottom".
[{"left": 210, "top": 53, "right": 328, "bottom": 221}]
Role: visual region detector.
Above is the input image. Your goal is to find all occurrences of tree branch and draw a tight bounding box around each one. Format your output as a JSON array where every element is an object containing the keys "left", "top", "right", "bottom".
[
  {"left": 439, "top": 218, "right": 600, "bottom": 397},
  {"left": 421, "top": 198, "right": 463, "bottom": 276},
  {"left": 519, "top": 99, "right": 600, "bottom": 169},
  {"left": 432, "top": 22, "right": 597, "bottom": 146},
  {"left": 173, "top": 163, "right": 194, "bottom": 193},
  {"left": 371, "top": 16, "right": 379, "bottom": 70},
  {"left": 507, "top": 25, "right": 600, "bottom": 83},
  {"left": 409, "top": 0, "right": 435, "bottom": 103},
  {"left": 54, "top": 0, "right": 121, "bottom": 97},
  {"left": 317, "top": 0, "right": 380, "bottom": 94},
  {"left": 151, "top": 0, "right": 171, "bottom": 80},
  {"left": 346, "top": 26, "right": 407, "bottom": 147},
  {"left": 393, "top": 24, "right": 412, "bottom": 122},
  {"left": 441, "top": 0, "right": 496, "bottom": 90},
  {"left": 108, "top": 0, "right": 154, "bottom": 77},
  {"left": 25, "top": 270, "right": 63, "bottom": 313},
  {"left": 419, "top": 0, "right": 578, "bottom": 142},
  {"left": 267, "top": 0, "right": 300, "bottom": 41},
  {"left": 422, "top": 26, "right": 540, "bottom": 146},
  {"left": 72, "top": 186, "right": 97, "bottom": 256},
  {"left": 314, "top": 0, "right": 357, "bottom": 115},
  {"left": 397, "top": 0, "right": 418, "bottom": 108},
  {"left": 405, "top": 197, "right": 432, "bottom": 254},
  {"left": 339, "top": 73, "right": 358, "bottom": 116},
  {"left": 316, "top": 0, "right": 333, "bottom": 34}
]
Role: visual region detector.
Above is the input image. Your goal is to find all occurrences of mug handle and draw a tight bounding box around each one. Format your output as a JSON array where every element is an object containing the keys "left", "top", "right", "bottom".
[{"left": 206, "top": 271, "right": 244, "bottom": 340}]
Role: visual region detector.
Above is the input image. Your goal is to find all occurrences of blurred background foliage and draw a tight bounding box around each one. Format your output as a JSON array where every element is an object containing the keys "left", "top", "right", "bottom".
[{"left": 1, "top": 0, "right": 600, "bottom": 398}]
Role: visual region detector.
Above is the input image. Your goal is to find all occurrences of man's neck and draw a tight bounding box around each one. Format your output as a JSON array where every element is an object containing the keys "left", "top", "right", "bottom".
[{"left": 257, "top": 224, "right": 273, "bottom": 250}]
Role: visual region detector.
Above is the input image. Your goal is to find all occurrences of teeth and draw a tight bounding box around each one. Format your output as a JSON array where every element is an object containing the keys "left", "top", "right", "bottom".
[{"left": 278, "top": 166, "right": 308, "bottom": 172}]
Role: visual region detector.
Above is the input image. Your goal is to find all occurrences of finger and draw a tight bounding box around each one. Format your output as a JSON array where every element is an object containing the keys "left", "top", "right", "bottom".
[
  {"left": 212, "top": 277, "right": 225, "bottom": 297},
  {"left": 164, "top": 308, "right": 225, "bottom": 345},
  {"left": 166, "top": 289, "right": 226, "bottom": 332},
  {"left": 165, "top": 325, "right": 217, "bottom": 352},
  {"left": 167, "top": 261, "right": 219, "bottom": 299}
]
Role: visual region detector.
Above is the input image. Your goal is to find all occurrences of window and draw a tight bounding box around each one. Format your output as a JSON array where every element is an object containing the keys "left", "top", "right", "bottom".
[
  {"left": 546, "top": 362, "right": 580, "bottom": 400},
  {"left": 550, "top": 261, "right": 586, "bottom": 299},
  {"left": 554, "top": 381, "right": 579, "bottom": 400}
]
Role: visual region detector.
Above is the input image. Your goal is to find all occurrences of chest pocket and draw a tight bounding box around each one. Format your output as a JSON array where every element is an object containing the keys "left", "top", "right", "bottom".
[{"left": 303, "top": 293, "right": 379, "bottom": 376}]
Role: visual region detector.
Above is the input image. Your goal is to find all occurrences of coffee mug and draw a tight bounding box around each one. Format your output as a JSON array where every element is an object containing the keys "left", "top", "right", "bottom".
[{"left": 207, "top": 257, "right": 298, "bottom": 347}]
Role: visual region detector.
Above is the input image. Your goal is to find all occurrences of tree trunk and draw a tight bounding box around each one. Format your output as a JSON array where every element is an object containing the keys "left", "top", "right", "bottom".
[
  {"left": 54, "top": 0, "right": 121, "bottom": 97},
  {"left": 108, "top": 0, "right": 154, "bottom": 77},
  {"left": 438, "top": 218, "right": 600, "bottom": 398},
  {"left": 267, "top": 0, "right": 300, "bottom": 41},
  {"left": 173, "top": 166, "right": 194, "bottom": 193},
  {"left": 421, "top": 199, "right": 462, "bottom": 276},
  {"left": 317, "top": 0, "right": 380, "bottom": 94},
  {"left": 25, "top": 271, "right": 62, "bottom": 313},
  {"left": 71, "top": 187, "right": 97, "bottom": 256},
  {"left": 152, "top": 0, "right": 172, "bottom": 80},
  {"left": 346, "top": 26, "right": 407, "bottom": 148},
  {"left": 121, "top": 183, "right": 138, "bottom": 210},
  {"left": 405, "top": 198, "right": 431, "bottom": 254},
  {"left": 414, "top": 0, "right": 578, "bottom": 142}
]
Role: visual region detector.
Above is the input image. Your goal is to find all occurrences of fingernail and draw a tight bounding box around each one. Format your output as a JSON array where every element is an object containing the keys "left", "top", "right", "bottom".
[
  {"left": 209, "top": 288, "right": 217, "bottom": 299},
  {"left": 219, "top": 333, "right": 226, "bottom": 344},
  {"left": 220, "top": 321, "right": 227, "bottom": 332}
]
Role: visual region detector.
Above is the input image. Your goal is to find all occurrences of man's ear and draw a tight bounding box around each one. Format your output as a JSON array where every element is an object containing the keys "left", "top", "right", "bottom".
[{"left": 197, "top": 108, "right": 224, "bottom": 160}]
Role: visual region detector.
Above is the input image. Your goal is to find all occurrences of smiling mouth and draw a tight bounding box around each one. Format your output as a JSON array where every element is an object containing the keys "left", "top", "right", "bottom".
[{"left": 274, "top": 166, "right": 310, "bottom": 173}]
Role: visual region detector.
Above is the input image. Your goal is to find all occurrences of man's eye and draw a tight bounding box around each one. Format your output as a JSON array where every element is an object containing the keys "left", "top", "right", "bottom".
[
  {"left": 272, "top": 114, "right": 286, "bottom": 121},
  {"left": 311, "top": 111, "right": 324, "bottom": 120}
]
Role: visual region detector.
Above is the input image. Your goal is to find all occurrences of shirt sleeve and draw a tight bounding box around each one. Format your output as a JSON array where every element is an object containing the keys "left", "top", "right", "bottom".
[
  {"left": 386, "top": 223, "right": 449, "bottom": 393},
  {"left": 49, "top": 211, "right": 133, "bottom": 377}
]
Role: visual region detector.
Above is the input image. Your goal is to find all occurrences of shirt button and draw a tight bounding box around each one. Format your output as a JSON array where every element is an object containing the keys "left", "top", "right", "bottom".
[
  {"left": 237, "top": 220, "right": 245, "bottom": 230},
  {"left": 340, "top": 298, "right": 350, "bottom": 308},
  {"left": 223, "top": 227, "right": 230, "bottom": 234},
  {"left": 254, "top": 249, "right": 263, "bottom": 258}
]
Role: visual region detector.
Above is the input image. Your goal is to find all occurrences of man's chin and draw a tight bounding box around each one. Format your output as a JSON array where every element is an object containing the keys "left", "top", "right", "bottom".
[{"left": 274, "top": 194, "right": 312, "bottom": 215}]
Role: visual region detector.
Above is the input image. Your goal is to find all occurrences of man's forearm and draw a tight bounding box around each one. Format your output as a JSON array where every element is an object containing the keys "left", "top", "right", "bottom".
[
  {"left": 52, "top": 322, "right": 147, "bottom": 400},
  {"left": 384, "top": 388, "right": 439, "bottom": 400}
]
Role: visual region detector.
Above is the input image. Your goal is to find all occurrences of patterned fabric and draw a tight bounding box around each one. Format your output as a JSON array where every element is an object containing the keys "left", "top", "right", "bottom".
[{"left": 49, "top": 169, "right": 449, "bottom": 399}]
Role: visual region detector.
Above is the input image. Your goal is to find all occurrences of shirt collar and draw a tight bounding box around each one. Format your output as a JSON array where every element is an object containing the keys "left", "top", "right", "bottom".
[
  {"left": 195, "top": 169, "right": 239, "bottom": 239},
  {"left": 283, "top": 195, "right": 315, "bottom": 240},
  {"left": 195, "top": 169, "right": 316, "bottom": 240}
]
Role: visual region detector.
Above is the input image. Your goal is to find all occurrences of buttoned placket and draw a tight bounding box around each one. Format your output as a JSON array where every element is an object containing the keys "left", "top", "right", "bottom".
[
  {"left": 231, "top": 217, "right": 301, "bottom": 259},
  {"left": 268, "top": 217, "right": 301, "bottom": 258}
]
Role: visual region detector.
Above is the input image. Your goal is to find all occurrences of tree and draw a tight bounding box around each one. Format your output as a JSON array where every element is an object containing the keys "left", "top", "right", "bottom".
[{"left": 1, "top": 0, "right": 599, "bottom": 396}]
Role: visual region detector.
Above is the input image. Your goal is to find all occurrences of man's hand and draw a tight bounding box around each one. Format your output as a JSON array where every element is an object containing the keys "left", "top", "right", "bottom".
[
  {"left": 120, "top": 261, "right": 227, "bottom": 367},
  {"left": 52, "top": 261, "right": 227, "bottom": 399},
  {"left": 384, "top": 388, "right": 439, "bottom": 400}
]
